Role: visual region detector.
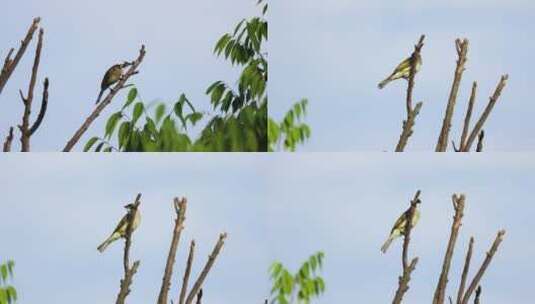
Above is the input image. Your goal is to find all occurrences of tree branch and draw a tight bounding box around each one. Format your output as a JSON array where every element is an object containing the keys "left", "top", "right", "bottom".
[
  {"left": 157, "top": 197, "right": 188, "bottom": 304},
  {"left": 456, "top": 237, "right": 474, "bottom": 304},
  {"left": 460, "top": 230, "right": 506, "bottom": 304},
  {"left": 185, "top": 233, "right": 228, "bottom": 304},
  {"left": 29, "top": 78, "right": 49, "bottom": 135},
  {"left": 2, "top": 127, "right": 14, "bottom": 152},
  {"left": 475, "top": 130, "right": 484, "bottom": 152},
  {"left": 62, "top": 45, "right": 146, "bottom": 151},
  {"left": 395, "top": 35, "right": 425, "bottom": 152},
  {"left": 0, "top": 17, "right": 41, "bottom": 95},
  {"left": 392, "top": 190, "right": 421, "bottom": 304},
  {"left": 18, "top": 28, "right": 44, "bottom": 152},
  {"left": 436, "top": 38, "right": 469, "bottom": 152},
  {"left": 179, "top": 240, "right": 196, "bottom": 304},
  {"left": 433, "top": 194, "right": 466, "bottom": 304},
  {"left": 462, "top": 75, "right": 508, "bottom": 151},
  {"left": 458, "top": 82, "right": 477, "bottom": 151},
  {"left": 115, "top": 193, "right": 142, "bottom": 304}
]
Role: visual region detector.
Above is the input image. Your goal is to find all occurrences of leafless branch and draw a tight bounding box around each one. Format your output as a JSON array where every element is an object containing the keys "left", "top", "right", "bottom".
[
  {"left": 475, "top": 130, "right": 484, "bottom": 152},
  {"left": 116, "top": 193, "right": 142, "bottom": 304},
  {"left": 185, "top": 233, "right": 228, "bottom": 304},
  {"left": 18, "top": 28, "right": 44, "bottom": 152},
  {"left": 392, "top": 190, "right": 421, "bottom": 304},
  {"left": 457, "top": 82, "right": 477, "bottom": 151},
  {"left": 433, "top": 194, "right": 466, "bottom": 304},
  {"left": 2, "top": 127, "right": 14, "bottom": 152},
  {"left": 474, "top": 286, "right": 481, "bottom": 304},
  {"left": 62, "top": 45, "right": 146, "bottom": 151},
  {"left": 0, "top": 17, "right": 41, "bottom": 95},
  {"left": 395, "top": 35, "right": 425, "bottom": 152},
  {"left": 158, "top": 198, "right": 188, "bottom": 304},
  {"left": 456, "top": 237, "right": 474, "bottom": 304},
  {"left": 196, "top": 289, "right": 203, "bottom": 304},
  {"left": 436, "top": 38, "right": 469, "bottom": 152},
  {"left": 460, "top": 230, "right": 506, "bottom": 304},
  {"left": 179, "top": 240, "right": 196, "bottom": 304},
  {"left": 462, "top": 75, "right": 508, "bottom": 151}
]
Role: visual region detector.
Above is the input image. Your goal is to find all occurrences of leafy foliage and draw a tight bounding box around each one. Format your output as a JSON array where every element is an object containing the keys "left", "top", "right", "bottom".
[
  {"left": 0, "top": 261, "right": 16, "bottom": 304},
  {"left": 270, "top": 252, "right": 325, "bottom": 304},
  {"left": 87, "top": 0, "right": 267, "bottom": 152},
  {"left": 268, "top": 99, "right": 311, "bottom": 151}
]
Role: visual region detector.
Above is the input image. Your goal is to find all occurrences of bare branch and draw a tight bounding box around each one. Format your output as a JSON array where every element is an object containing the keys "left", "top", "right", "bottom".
[
  {"left": 29, "top": 77, "right": 49, "bottom": 135},
  {"left": 460, "top": 230, "right": 506, "bottom": 304},
  {"left": 433, "top": 194, "right": 466, "bottom": 304},
  {"left": 456, "top": 237, "right": 474, "bottom": 304},
  {"left": 115, "top": 193, "right": 142, "bottom": 304},
  {"left": 475, "top": 130, "right": 484, "bottom": 152},
  {"left": 62, "top": 45, "right": 146, "bottom": 151},
  {"left": 474, "top": 286, "right": 481, "bottom": 304},
  {"left": 196, "top": 289, "right": 203, "bottom": 304},
  {"left": 19, "top": 28, "right": 44, "bottom": 152},
  {"left": 392, "top": 258, "right": 419, "bottom": 304},
  {"left": 395, "top": 35, "right": 425, "bottom": 152},
  {"left": 436, "top": 38, "right": 469, "bottom": 152},
  {"left": 179, "top": 240, "right": 196, "bottom": 304},
  {"left": 0, "top": 17, "right": 41, "bottom": 95},
  {"left": 463, "top": 75, "right": 508, "bottom": 151},
  {"left": 458, "top": 82, "right": 477, "bottom": 151},
  {"left": 158, "top": 198, "right": 188, "bottom": 304},
  {"left": 2, "top": 127, "right": 14, "bottom": 152},
  {"left": 185, "top": 233, "right": 228, "bottom": 304}
]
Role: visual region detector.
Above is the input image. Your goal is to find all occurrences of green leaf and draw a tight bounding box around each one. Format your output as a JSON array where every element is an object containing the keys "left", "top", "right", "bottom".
[
  {"left": 123, "top": 87, "right": 138, "bottom": 109},
  {"left": 105, "top": 112, "right": 122, "bottom": 139},
  {"left": 84, "top": 137, "right": 99, "bottom": 152},
  {"left": 155, "top": 103, "right": 166, "bottom": 123},
  {"left": 132, "top": 102, "right": 144, "bottom": 125}
]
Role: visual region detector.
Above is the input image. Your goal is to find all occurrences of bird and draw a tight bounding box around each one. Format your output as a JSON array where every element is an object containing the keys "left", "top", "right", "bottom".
[
  {"left": 380, "top": 205, "right": 420, "bottom": 254},
  {"left": 95, "top": 64, "right": 123, "bottom": 104},
  {"left": 378, "top": 54, "right": 422, "bottom": 89},
  {"left": 97, "top": 203, "right": 140, "bottom": 253}
]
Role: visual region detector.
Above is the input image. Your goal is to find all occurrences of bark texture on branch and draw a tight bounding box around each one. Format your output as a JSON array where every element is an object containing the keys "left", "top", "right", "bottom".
[
  {"left": 62, "top": 45, "right": 146, "bottom": 151},
  {"left": 0, "top": 17, "right": 41, "bottom": 95},
  {"left": 157, "top": 198, "right": 187, "bottom": 304},
  {"left": 3, "top": 127, "right": 14, "bottom": 152},
  {"left": 179, "top": 240, "right": 196, "bottom": 304},
  {"left": 436, "top": 38, "right": 469, "bottom": 152},
  {"left": 456, "top": 237, "right": 474, "bottom": 304}
]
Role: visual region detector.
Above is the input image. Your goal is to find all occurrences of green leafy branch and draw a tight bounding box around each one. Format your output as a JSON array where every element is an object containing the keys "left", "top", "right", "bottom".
[
  {"left": 0, "top": 260, "right": 16, "bottom": 304},
  {"left": 268, "top": 99, "right": 311, "bottom": 152}
]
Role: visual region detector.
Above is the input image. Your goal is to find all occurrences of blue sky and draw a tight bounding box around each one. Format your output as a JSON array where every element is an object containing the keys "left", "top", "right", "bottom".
[
  {"left": 1, "top": 154, "right": 534, "bottom": 303},
  {"left": 0, "top": 0, "right": 259, "bottom": 151},
  {"left": 270, "top": 0, "right": 535, "bottom": 151}
]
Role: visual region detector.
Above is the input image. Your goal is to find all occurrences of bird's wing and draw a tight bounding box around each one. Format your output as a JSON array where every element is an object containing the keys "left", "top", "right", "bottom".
[
  {"left": 111, "top": 214, "right": 129, "bottom": 236},
  {"left": 390, "top": 211, "right": 408, "bottom": 234}
]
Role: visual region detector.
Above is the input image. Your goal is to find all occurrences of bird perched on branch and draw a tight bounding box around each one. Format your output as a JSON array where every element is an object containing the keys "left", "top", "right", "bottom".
[
  {"left": 378, "top": 54, "right": 422, "bottom": 89},
  {"left": 380, "top": 204, "right": 420, "bottom": 253},
  {"left": 97, "top": 203, "right": 140, "bottom": 253},
  {"left": 95, "top": 64, "right": 124, "bottom": 104}
]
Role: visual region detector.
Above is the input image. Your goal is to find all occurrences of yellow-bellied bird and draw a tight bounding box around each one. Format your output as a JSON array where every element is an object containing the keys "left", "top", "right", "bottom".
[
  {"left": 97, "top": 203, "right": 140, "bottom": 253},
  {"left": 95, "top": 64, "right": 123, "bottom": 104},
  {"left": 380, "top": 205, "right": 420, "bottom": 253},
  {"left": 378, "top": 54, "right": 422, "bottom": 89}
]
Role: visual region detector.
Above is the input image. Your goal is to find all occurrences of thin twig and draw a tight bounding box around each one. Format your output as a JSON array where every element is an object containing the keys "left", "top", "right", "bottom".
[
  {"left": 475, "top": 130, "right": 484, "bottom": 152},
  {"left": 62, "top": 45, "right": 146, "bottom": 151},
  {"left": 185, "top": 233, "right": 228, "bottom": 304},
  {"left": 115, "top": 193, "right": 142, "bottom": 304},
  {"left": 433, "top": 194, "right": 466, "bottom": 304},
  {"left": 458, "top": 82, "right": 477, "bottom": 151},
  {"left": 158, "top": 198, "right": 188, "bottom": 304},
  {"left": 2, "top": 127, "right": 14, "bottom": 152},
  {"left": 436, "top": 38, "right": 469, "bottom": 152},
  {"left": 462, "top": 75, "right": 508, "bottom": 151},
  {"left": 460, "top": 230, "right": 506, "bottom": 304},
  {"left": 395, "top": 35, "right": 425, "bottom": 152},
  {"left": 392, "top": 258, "right": 419, "bottom": 304},
  {"left": 0, "top": 17, "right": 41, "bottom": 95},
  {"left": 456, "top": 237, "right": 474, "bottom": 304},
  {"left": 18, "top": 28, "right": 44, "bottom": 152},
  {"left": 29, "top": 78, "right": 49, "bottom": 135},
  {"left": 474, "top": 286, "right": 481, "bottom": 304},
  {"left": 179, "top": 240, "right": 196, "bottom": 304},
  {"left": 196, "top": 289, "right": 203, "bottom": 304}
]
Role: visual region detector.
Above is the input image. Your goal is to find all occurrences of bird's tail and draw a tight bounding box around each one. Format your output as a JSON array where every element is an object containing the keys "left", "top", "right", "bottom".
[
  {"left": 95, "top": 89, "right": 104, "bottom": 105},
  {"left": 381, "top": 235, "right": 394, "bottom": 254},
  {"left": 97, "top": 235, "right": 116, "bottom": 253},
  {"left": 378, "top": 77, "right": 392, "bottom": 89}
]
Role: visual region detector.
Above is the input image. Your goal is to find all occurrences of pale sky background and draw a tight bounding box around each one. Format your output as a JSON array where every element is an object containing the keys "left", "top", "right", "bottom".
[
  {"left": 0, "top": 0, "right": 259, "bottom": 151},
  {"left": 271, "top": 0, "right": 535, "bottom": 151},
  {"left": 1, "top": 154, "right": 534, "bottom": 303}
]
